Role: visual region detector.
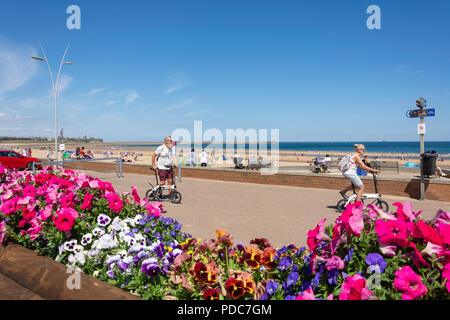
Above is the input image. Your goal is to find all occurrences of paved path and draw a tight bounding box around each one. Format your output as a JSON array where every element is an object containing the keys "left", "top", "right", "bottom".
[{"left": 84, "top": 170, "right": 450, "bottom": 249}]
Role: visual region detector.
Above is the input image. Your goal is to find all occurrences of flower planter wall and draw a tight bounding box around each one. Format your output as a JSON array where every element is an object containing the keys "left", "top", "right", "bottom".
[{"left": 0, "top": 243, "right": 140, "bottom": 300}]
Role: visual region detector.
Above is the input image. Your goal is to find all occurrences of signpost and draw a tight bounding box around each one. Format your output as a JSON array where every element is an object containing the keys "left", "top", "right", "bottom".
[
  {"left": 407, "top": 97, "right": 435, "bottom": 201},
  {"left": 406, "top": 108, "right": 435, "bottom": 119}
]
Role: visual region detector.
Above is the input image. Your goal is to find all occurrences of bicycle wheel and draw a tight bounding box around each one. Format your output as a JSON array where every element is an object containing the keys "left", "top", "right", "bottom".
[
  {"left": 170, "top": 191, "right": 182, "bottom": 204},
  {"left": 376, "top": 200, "right": 389, "bottom": 212},
  {"left": 146, "top": 185, "right": 162, "bottom": 201},
  {"left": 336, "top": 199, "right": 348, "bottom": 213}
]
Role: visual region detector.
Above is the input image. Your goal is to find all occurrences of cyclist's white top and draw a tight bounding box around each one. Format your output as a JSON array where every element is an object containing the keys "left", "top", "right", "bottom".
[
  {"left": 155, "top": 144, "right": 174, "bottom": 170},
  {"left": 345, "top": 153, "right": 359, "bottom": 175}
]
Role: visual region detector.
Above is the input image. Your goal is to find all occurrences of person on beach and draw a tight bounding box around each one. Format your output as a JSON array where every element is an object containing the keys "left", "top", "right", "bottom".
[
  {"left": 152, "top": 136, "right": 177, "bottom": 197},
  {"left": 436, "top": 166, "right": 447, "bottom": 178},
  {"left": 339, "top": 144, "right": 378, "bottom": 202},
  {"left": 200, "top": 149, "right": 208, "bottom": 167},
  {"left": 46, "top": 149, "right": 53, "bottom": 162},
  {"left": 190, "top": 148, "right": 196, "bottom": 167}
]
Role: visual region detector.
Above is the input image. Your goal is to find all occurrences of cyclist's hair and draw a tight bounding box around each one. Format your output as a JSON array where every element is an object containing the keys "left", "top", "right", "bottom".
[{"left": 354, "top": 144, "right": 365, "bottom": 151}]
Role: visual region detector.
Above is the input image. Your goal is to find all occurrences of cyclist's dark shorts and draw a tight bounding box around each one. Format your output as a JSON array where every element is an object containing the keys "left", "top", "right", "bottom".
[{"left": 158, "top": 169, "right": 173, "bottom": 182}]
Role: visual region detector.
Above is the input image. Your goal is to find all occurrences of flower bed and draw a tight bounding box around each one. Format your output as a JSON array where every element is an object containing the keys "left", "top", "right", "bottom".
[{"left": 0, "top": 164, "right": 449, "bottom": 300}]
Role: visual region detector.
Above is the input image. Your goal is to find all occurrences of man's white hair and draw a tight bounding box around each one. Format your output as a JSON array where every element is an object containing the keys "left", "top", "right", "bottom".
[{"left": 164, "top": 136, "right": 172, "bottom": 142}]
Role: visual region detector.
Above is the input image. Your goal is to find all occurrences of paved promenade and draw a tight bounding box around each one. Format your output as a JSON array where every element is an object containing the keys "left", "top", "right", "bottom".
[{"left": 84, "top": 170, "right": 450, "bottom": 249}]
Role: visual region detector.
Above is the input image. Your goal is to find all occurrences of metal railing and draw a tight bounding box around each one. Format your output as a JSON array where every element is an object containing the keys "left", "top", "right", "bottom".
[{"left": 32, "top": 157, "right": 123, "bottom": 178}]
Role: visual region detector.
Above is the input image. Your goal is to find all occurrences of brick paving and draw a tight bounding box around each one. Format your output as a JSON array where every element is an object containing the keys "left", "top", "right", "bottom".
[{"left": 84, "top": 170, "right": 450, "bottom": 249}]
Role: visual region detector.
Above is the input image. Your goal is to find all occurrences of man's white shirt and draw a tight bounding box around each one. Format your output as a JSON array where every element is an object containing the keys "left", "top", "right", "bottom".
[{"left": 155, "top": 144, "right": 174, "bottom": 170}]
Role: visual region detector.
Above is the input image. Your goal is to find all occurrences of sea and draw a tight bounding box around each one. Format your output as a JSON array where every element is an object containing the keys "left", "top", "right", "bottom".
[{"left": 111, "top": 141, "right": 450, "bottom": 159}]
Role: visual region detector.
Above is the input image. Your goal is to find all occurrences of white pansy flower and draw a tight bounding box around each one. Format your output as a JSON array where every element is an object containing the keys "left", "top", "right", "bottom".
[
  {"left": 118, "top": 250, "right": 127, "bottom": 260},
  {"left": 96, "top": 233, "right": 117, "bottom": 250},
  {"left": 97, "top": 214, "right": 112, "bottom": 227},
  {"left": 64, "top": 240, "right": 78, "bottom": 252},
  {"left": 92, "top": 227, "right": 105, "bottom": 237},
  {"left": 81, "top": 233, "right": 93, "bottom": 246},
  {"left": 74, "top": 245, "right": 84, "bottom": 254}
]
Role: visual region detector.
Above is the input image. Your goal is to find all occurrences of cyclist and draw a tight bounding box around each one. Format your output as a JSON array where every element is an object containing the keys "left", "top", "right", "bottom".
[
  {"left": 339, "top": 144, "right": 378, "bottom": 202},
  {"left": 152, "top": 136, "right": 178, "bottom": 197}
]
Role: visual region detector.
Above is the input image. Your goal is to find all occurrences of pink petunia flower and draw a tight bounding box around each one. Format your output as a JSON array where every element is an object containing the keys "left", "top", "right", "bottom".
[
  {"left": 22, "top": 185, "right": 36, "bottom": 198},
  {"left": 340, "top": 201, "right": 364, "bottom": 237},
  {"left": 407, "top": 242, "right": 430, "bottom": 268},
  {"left": 105, "top": 193, "right": 123, "bottom": 214},
  {"left": 59, "top": 193, "right": 75, "bottom": 208},
  {"left": 339, "top": 274, "right": 373, "bottom": 300},
  {"left": 375, "top": 219, "right": 410, "bottom": 248},
  {"left": 431, "top": 209, "right": 450, "bottom": 228},
  {"left": 414, "top": 220, "right": 442, "bottom": 246},
  {"left": 0, "top": 197, "right": 19, "bottom": 215},
  {"left": 331, "top": 222, "right": 345, "bottom": 254},
  {"left": 442, "top": 264, "right": 450, "bottom": 293},
  {"left": 131, "top": 186, "right": 141, "bottom": 203},
  {"left": 88, "top": 179, "right": 99, "bottom": 189},
  {"left": 40, "top": 204, "right": 53, "bottom": 221},
  {"left": 296, "top": 287, "right": 315, "bottom": 300},
  {"left": 326, "top": 255, "right": 345, "bottom": 271},
  {"left": 45, "top": 187, "right": 58, "bottom": 204},
  {"left": 307, "top": 218, "right": 330, "bottom": 252},
  {"left": 53, "top": 209, "right": 76, "bottom": 232},
  {"left": 98, "top": 180, "right": 114, "bottom": 192},
  {"left": 21, "top": 207, "right": 37, "bottom": 221},
  {"left": 393, "top": 201, "right": 422, "bottom": 222},
  {"left": 379, "top": 243, "right": 397, "bottom": 257},
  {"left": 438, "top": 223, "right": 450, "bottom": 246},
  {"left": 421, "top": 242, "right": 446, "bottom": 258},
  {"left": 0, "top": 221, "right": 6, "bottom": 244},
  {"left": 146, "top": 203, "right": 161, "bottom": 218},
  {"left": 393, "top": 266, "right": 428, "bottom": 300},
  {"left": 367, "top": 204, "right": 396, "bottom": 221},
  {"left": 80, "top": 193, "right": 94, "bottom": 210},
  {"left": 0, "top": 189, "right": 13, "bottom": 201}
]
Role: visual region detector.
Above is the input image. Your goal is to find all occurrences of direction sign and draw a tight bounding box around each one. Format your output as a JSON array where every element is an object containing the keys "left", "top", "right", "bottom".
[{"left": 406, "top": 108, "right": 435, "bottom": 118}]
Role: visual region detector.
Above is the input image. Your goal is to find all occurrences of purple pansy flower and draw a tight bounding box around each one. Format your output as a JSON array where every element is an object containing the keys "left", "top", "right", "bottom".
[
  {"left": 265, "top": 280, "right": 279, "bottom": 295},
  {"left": 365, "top": 253, "right": 387, "bottom": 273},
  {"left": 287, "top": 272, "right": 299, "bottom": 287}
]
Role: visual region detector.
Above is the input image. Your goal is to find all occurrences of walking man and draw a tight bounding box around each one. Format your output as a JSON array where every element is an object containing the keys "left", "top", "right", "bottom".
[{"left": 152, "top": 136, "right": 177, "bottom": 197}]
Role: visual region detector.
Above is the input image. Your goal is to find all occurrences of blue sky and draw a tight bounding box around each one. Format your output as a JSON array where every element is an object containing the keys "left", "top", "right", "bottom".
[{"left": 0, "top": 0, "right": 449, "bottom": 142}]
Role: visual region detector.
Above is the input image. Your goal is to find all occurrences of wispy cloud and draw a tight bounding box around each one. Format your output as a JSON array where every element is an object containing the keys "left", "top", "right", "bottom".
[
  {"left": 105, "top": 100, "right": 117, "bottom": 106},
  {"left": 57, "top": 74, "right": 73, "bottom": 93},
  {"left": 165, "top": 84, "right": 184, "bottom": 95},
  {"left": 119, "top": 89, "right": 140, "bottom": 104},
  {"left": 395, "top": 65, "right": 423, "bottom": 75},
  {"left": 47, "top": 74, "right": 73, "bottom": 97},
  {"left": 0, "top": 37, "right": 39, "bottom": 99},
  {"left": 0, "top": 113, "right": 32, "bottom": 120},
  {"left": 162, "top": 98, "right": 196, "bottom": 111},
  {"left": 85, "top": 88, "right": 107, "bottom": 95},
  {"left": 164, "top": 72, "right": 191, "bottom": 95}
]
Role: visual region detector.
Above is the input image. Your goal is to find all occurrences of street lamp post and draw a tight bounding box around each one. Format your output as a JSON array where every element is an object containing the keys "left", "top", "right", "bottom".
[{"left": 32, "top": 43, "right": 72, "bottom": 161}]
